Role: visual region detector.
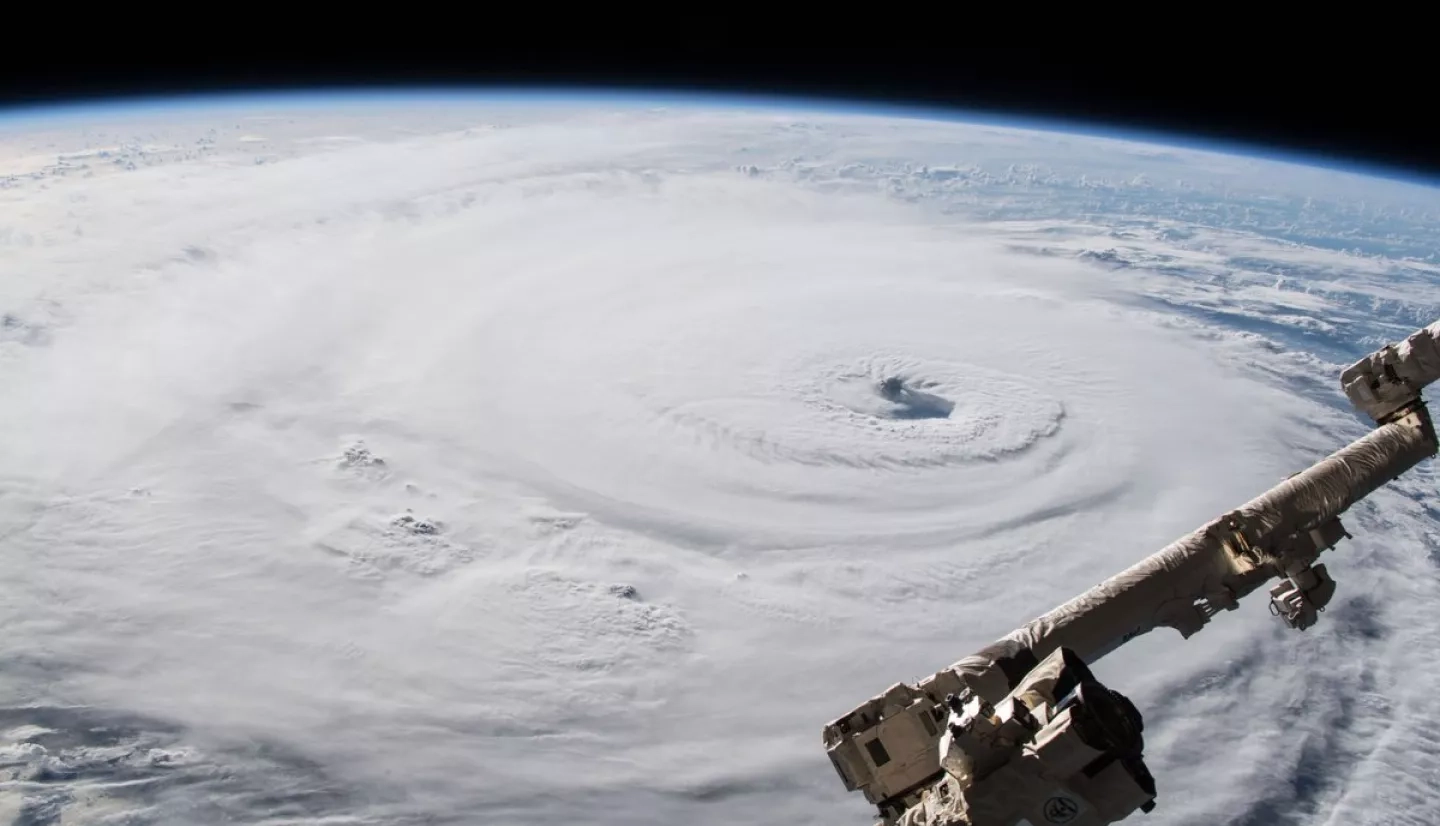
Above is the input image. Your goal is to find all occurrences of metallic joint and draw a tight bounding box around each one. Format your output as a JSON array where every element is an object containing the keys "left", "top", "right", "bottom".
[{"left": 1268, "top": 562, "right": 1336, "bottom": 631}]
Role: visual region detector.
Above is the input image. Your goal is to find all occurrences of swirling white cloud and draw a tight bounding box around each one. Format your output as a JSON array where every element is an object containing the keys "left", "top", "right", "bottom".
[{"left": 1, "top": 101, "right": 1438, "bottom": 825}]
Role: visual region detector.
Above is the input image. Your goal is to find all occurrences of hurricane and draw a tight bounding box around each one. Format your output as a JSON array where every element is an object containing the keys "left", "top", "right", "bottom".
[{"left": 2, "top": 97, "right": 1438, "bottom": 826}]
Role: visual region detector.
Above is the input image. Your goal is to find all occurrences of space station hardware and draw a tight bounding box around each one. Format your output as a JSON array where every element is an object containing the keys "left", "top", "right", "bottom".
[
  {"left": 824, "top": 320, "right": 1440, "bottom": 825},
  {"left": 1341, "top": 320, "right": 1440, "bottom": 423}
]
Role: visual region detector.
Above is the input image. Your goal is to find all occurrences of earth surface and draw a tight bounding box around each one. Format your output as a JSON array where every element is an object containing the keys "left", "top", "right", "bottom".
[{"left": 1, "top": 93, "right": 1438, "bottom": 826}]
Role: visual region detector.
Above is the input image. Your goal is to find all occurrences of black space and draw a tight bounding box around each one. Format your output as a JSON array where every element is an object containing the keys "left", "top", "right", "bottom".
[{"left": 0, "top": 51, "right": 1432, "bottom": 184}]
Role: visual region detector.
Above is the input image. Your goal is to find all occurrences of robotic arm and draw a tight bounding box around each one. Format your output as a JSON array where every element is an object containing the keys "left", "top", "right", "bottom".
[{"left": 823, "top": 321, "right": 1440, "bottom": 826}]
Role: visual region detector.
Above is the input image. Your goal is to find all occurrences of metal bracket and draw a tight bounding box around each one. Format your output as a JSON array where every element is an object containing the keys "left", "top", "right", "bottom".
[
  {"left": 1268, "top": 562, "right": 1336, "bottom": 631},
  {"left": 1279, "top": 516, "right": 1350, "bottom": 564}
]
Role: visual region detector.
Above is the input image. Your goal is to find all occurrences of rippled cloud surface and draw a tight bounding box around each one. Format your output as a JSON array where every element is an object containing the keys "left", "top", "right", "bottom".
[{"left": 2, "top": 100, "right": 1439, "bottom": 825}]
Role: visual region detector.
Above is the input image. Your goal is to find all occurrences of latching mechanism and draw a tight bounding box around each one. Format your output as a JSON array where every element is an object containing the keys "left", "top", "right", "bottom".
[
  {"left": 1266, "top": 516, "right": 1347, "bottom": 631},
  {"left": 1340, "top": 320, "right": 1440, "bottom": 423},
  {"left": 1268, "top": 562, "right": 1336, "bottom": 631}
]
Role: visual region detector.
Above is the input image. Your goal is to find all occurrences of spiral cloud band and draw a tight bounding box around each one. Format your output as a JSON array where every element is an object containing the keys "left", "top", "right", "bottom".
[
  {"left": 337, "top": 174, "right": 1293, "bottom": 561},
  {"left": 2, "top": 102, "right": 1438, "bottom": 826}
]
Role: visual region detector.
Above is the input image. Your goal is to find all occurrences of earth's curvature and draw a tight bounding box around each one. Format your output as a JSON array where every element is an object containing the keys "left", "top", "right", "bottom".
[{"left": 1, "top": 94, "right": 1438, "bottom": 826}]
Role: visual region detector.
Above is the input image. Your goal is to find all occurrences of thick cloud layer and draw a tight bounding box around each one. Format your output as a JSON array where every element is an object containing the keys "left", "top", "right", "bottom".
[{"left": 1, "top": 101, "right": 1438, "bottom": 825}]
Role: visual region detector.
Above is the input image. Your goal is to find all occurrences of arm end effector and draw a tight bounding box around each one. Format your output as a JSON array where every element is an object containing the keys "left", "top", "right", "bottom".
[{"left": 1342, "top": 320, "right": 1440, "bottom": 423}]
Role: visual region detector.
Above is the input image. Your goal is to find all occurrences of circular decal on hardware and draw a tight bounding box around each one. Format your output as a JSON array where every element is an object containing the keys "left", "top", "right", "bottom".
[{"left": 1044, "top": 795, "right": 1080, "bottom": 823}]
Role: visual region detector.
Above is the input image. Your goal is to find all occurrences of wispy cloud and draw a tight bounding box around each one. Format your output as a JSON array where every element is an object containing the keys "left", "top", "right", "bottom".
[{"left": 1, "top": 101, "right": 1437, "bottom": 825}]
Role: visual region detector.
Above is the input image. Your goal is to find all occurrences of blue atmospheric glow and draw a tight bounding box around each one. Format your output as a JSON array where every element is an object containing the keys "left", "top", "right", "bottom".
[{"left": 0, "top": 85, "right": 1433, "bottom": 190}]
